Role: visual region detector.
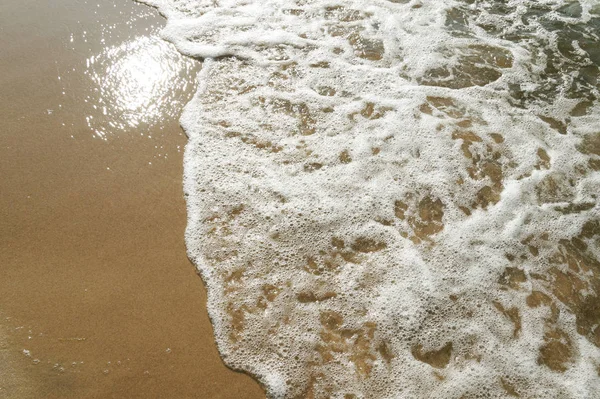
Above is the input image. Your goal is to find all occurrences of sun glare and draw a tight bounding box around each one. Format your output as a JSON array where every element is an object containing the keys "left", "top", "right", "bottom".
[{"left": 84, "top": 35, "right": 196, "bottom": 138}]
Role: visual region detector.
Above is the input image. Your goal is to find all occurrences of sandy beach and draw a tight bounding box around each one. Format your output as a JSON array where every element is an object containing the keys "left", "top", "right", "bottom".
[
  {"left": 3, "top": 0, "right": 600, "bottom": 397},
  {"left": 0, "top": 0, "right": 264, "bottom": 397}
]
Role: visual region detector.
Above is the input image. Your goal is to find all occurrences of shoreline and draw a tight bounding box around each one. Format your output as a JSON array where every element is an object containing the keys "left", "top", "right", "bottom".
[{"left": 0, "top": 0, "right": 264, "bottom": 397}]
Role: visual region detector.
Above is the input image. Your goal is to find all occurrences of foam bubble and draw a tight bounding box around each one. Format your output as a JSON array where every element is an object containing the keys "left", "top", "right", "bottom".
[{"left": 139, "top": 0, "right": 600, "bottom": 397}]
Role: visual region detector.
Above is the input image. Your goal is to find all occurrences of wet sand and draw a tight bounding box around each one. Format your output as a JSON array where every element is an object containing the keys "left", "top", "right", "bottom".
[{"left": 0, "top": 0, "right": 264, "bottom": 397}]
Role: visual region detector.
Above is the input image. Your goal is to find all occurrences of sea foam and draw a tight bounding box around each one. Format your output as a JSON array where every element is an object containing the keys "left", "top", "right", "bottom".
[{"left": 139, "top": 0, "right": 600, "bottom": 397}]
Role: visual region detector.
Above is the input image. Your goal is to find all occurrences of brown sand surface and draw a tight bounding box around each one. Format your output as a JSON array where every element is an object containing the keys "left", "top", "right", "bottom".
[{"left": 0, "top": 0, "right": 265, "bottom": 397}]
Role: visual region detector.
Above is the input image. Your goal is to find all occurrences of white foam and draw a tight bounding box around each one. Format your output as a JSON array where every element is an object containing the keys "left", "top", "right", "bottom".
[{"left": 139, "top": 0, "right": 600, "bottom": 397}]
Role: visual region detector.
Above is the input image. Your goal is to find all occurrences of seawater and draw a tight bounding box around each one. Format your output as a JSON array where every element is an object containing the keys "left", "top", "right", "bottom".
[{"left": 138, "top": 0, "right": 600, "bottom": 397}]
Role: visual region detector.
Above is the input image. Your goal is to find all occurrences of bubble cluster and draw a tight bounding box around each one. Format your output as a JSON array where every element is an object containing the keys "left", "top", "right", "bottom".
[{"left": 138, "top": 0, "right": 600, "bottom": 397}]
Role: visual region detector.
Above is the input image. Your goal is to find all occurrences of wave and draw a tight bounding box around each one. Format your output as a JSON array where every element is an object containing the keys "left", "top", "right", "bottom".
[{"left": 138, "top": 0, "right": 600, "bottom": 397}]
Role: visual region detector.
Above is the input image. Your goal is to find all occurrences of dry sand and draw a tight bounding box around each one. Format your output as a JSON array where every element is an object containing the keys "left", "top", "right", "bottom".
[{"left": 0, "top": 0, "right": 264, "bottom": 397}]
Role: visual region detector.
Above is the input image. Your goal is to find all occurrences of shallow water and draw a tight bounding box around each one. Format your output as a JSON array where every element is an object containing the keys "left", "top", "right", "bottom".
[
  {"left": 0, "top": 0, "right": 264, "bottom": 397},
  {"left": 139, "top": 0, "right": 600, "bottom": 397}
]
